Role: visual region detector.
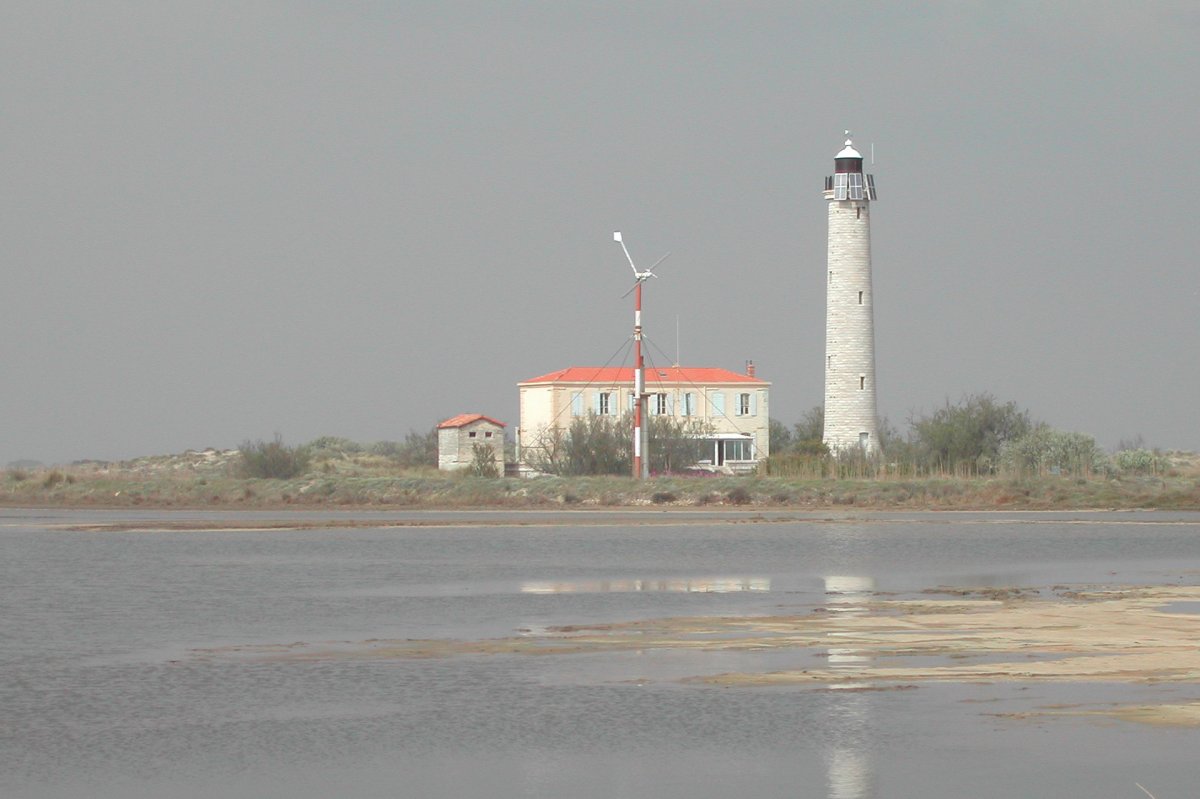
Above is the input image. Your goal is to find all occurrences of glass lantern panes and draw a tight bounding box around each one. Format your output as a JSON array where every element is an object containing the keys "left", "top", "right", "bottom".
[
  {"left": 833, "top": 173, "right": 848, "bottom": 200},
  {"left": 848, "top": 172, "right": 864, "bottom": 200}
]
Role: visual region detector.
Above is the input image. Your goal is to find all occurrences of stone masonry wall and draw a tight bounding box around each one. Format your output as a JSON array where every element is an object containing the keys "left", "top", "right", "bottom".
[{"left": 824, "top": 198, "right": 880, "bottom": 453}]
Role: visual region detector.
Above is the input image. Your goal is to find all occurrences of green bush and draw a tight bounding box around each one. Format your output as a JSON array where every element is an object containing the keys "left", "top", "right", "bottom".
[
  {"left": 470, "top": 442, "right": 499, "bottom": 477},
  {"left": 383, "top": 428, "right": 438, "bottom": 469},
  {"left": 1000, "top": 427, "right": 1107, "bottom": 477},
  {"left": 238, "top": 435, "right": 311, "bottom": 479},
  {"left": 726, "top": 486, "right": 752, "bottom": 505},
  {"left": 306, "top": 436, "right": 363, "bottom": 456},
  {"left": 1114, "top": 448, "right": 1167, "bottom": 475}
]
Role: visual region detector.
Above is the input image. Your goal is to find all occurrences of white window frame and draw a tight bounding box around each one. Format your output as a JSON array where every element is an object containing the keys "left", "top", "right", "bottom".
[{"left": 723, "top": 438, "right": 754, "bottom": 462}]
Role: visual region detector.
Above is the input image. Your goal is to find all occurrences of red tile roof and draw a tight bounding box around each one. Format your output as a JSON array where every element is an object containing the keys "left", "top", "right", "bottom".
[
  {"left": 519, "top": 366, "right": 767, "bottom": 386},
  {"left": 437, "top": 413, "right": 506, "bottom": 429}
]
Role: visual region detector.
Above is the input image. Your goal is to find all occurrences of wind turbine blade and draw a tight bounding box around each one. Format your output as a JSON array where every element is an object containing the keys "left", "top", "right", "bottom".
[
  {"left": 647, "top": 251, "right": 672, "bottom": 273},
  {"left": 620, "top": 281, "right": 639, "bottom": 299},
  {"left": 616, "top": 237, "right": 638, "bottom": 276}
]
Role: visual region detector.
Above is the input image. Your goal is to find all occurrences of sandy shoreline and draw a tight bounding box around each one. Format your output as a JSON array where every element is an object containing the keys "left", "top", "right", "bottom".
[
  {"left": 186, "top": 582, "right": 1200, "bottom": 724},
  {"left": 33, "top": 507, "right": 1200, "bottom": 533}
]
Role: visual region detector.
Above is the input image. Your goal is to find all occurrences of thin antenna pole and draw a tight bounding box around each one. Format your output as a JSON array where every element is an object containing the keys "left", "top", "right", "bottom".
[{"left": 871, "top": 142, "right": 875, "bottom": 166}]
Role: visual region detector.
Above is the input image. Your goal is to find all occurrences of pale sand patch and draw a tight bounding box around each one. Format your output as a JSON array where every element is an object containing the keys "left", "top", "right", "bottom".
[
  {"left": 995, "top": 701, "right": 1200, "bottom": 727},
  {"left": 191, "top": 585, "right": 1200, "bottom": 690}
]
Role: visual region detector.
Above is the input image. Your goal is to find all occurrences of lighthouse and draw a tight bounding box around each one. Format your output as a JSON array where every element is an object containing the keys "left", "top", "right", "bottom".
[{"left": 823, "top": 133, "right": 880, "bottom": 454}]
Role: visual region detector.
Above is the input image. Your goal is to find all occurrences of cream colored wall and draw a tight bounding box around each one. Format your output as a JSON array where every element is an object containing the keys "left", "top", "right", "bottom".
[{"left": 518, "top": 382, "right": 770, "bottom": 462}]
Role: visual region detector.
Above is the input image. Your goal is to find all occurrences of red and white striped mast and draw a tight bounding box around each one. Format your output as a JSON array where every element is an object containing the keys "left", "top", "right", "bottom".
[{"left": 614, "top": 232, "right": 667, "bottom": 479}]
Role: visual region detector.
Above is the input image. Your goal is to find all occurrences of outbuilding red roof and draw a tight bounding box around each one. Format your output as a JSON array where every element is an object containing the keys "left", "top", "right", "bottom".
[
  {"left": 519, "top": 366, "right": 767, "bottom": 386},
  {"left": 437, "top": 413, "right": 507, "bottom": 429}
]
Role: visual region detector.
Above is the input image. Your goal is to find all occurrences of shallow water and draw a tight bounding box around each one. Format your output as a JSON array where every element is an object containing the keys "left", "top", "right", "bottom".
[{"left": 3, "top": 508, "right": 1200, "bottom": 798}]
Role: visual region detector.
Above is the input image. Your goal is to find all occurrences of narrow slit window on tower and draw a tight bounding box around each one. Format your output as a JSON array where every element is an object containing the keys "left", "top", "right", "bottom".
[
  {"left": 858, "top": 291, "right": 863, "bottom": 304},
  {"left": 828, "top": 270, "right": 833, "bottom": 285},
  {"left": 859, "top": 376, "right": 865, "bottom": 390},
  {"left": 856, "top": 207, "right": 861, "bottom": 219}
]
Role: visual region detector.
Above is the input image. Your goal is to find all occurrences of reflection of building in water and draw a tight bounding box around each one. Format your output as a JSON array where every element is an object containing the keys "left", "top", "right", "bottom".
[
  {"left": 824, "top": 574, "right": 875, "bottom": 611},
  {"left": 823, "top": 575, "right": 877, "bottom": 799},
  {"left": 520, "top": 577, "right": 769, "bottom": 594}
]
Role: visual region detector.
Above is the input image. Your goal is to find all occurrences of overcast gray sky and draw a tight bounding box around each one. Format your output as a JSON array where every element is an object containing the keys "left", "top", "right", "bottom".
[{"left": 3, "top": 1, "right": 1198, "bottom": 465}]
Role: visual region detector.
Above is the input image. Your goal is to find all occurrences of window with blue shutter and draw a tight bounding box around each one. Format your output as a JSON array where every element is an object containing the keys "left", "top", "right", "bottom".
[{"left": 571, "top": 392, "right": 583, "bottom": 417}]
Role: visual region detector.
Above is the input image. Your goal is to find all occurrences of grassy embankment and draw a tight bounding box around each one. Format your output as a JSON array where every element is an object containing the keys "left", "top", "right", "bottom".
[{"left": 3, "top": 448, "right": 1200, "bottom": 510}]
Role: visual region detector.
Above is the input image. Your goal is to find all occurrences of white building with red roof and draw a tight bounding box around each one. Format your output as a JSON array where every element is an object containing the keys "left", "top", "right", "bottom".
[
  {"left": 517, "top": 363, "right": 769, "bottom": 472},
  {"left": 437, "top": 414, "right": 506, "bottom": 472}
]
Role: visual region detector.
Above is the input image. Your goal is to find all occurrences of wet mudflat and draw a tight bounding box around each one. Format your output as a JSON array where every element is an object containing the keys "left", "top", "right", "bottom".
[{"left": 3, "top": 508, "right": 1200, "bottom": 798}]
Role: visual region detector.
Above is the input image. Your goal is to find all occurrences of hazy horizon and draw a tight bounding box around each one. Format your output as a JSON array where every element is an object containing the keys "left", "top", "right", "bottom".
[{"left": 4, "top": 2, "right": 1198, "bottom": 465}]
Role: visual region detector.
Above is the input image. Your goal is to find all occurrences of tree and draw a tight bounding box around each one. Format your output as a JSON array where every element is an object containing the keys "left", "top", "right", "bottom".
[
  {"left": 910, "top": 393, "right": 1034, "bottom": 475},
  {"left": 768, "top": 417, "right": 794, "bottom": 453},
  {"left": 525, "top": 414, "right": 630, "bottom": 476},
  {"left": 792, "top": 405, "right": 827, "bottom": 455},
  {"left": 648, "top": 416, "right": 715, "bottom": 474},
  {"left": 523, "top": 414, "right": 713, "bottom": 476}
]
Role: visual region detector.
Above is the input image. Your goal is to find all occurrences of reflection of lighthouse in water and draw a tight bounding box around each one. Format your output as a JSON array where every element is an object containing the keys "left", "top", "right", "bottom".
[{"left": 823, "top": 575, "right": 877, "bottom": 799}]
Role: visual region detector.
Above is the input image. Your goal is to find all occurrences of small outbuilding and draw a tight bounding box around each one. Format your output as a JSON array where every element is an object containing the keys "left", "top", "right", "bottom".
[{"left": 437, "top": 414, "right": 506, "bottom": 473}]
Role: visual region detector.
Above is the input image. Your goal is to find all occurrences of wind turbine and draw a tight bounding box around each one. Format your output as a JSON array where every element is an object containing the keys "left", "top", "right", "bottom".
[
  {"left": 615, "top": 232, "right": 671, "bottom": 297},
  {"left": 613, "top": 232, "right": 669, "bottom": 479}
]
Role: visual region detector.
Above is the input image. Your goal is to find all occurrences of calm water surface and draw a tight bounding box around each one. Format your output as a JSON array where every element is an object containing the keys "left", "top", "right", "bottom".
[{"left": 3, "top": 508, "right": 1200, "bottom": 798}]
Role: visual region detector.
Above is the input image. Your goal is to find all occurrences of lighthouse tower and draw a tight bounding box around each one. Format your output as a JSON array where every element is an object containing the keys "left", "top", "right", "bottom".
[{"left": 823, "top": 133, "right": 880, "bottom": 454}]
